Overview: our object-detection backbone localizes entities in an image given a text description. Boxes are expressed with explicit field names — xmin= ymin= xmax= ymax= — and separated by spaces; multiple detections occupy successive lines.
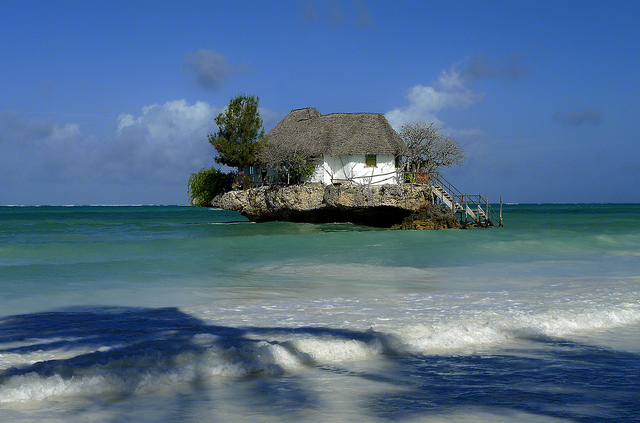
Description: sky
xmin=1 ymin=0 xmax=639 ymax=205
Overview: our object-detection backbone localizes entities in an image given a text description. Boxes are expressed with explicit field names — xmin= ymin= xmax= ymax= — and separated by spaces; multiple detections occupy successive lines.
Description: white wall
xmin=311 ymin=154 xmax=399 ymax=186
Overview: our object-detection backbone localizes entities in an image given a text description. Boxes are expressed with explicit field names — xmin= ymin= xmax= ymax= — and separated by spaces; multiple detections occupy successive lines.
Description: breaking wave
xmin=1 ymin=300 xmax=638 ymax=403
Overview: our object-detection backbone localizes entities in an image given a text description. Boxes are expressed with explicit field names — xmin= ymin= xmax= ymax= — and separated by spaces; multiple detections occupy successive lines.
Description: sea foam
xmin=2 ymin=300 xmax=638 ymax=403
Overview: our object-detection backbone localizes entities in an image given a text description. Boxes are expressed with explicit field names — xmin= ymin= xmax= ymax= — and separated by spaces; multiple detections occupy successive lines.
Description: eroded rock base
xmin=212 ymin=183 xmax=459 ymax=229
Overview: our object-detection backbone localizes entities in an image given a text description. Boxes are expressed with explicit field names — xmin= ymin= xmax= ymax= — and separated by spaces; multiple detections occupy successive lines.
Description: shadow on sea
xmin=1 ymin=306 xmax=639 ymax=422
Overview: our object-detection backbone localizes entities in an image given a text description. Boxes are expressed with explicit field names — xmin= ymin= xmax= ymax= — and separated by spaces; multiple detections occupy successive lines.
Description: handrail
xmin=330 ymin=169 xmax=402 ymax=186
xmin=247 ymin=169 xmax=403 ymax=188
xmin=410 ymin=171 xmax=500 ymax=227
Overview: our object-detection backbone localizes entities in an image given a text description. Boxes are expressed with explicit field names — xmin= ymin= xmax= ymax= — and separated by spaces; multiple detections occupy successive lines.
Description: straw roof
xmin=262 ymin=107 xmax=405 ymax=157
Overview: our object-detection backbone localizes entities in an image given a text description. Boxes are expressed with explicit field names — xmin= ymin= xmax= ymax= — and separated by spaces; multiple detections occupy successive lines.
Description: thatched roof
xmin=262 ymin=107 xmax=405 ymax=157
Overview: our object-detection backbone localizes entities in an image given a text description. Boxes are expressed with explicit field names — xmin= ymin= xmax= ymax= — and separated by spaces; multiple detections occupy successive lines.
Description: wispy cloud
xmin=464 ymin=51 xmax=529 ymax=82
xmin=329 ymin=0 xmax=346 ymax=25
xmin=385 ymin=52 xmax=529 ymax=128
xmin=552 ymin=107 xmax=604 ymax=126
xmin=302 ymin=0 xmax=374 ymax=28
xmin=183 ymin=49 xmax=240 ymax=90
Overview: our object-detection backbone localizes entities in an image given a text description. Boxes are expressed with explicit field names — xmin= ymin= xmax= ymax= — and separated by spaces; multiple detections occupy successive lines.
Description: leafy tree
xmin=259 ymin=145 xmax=316 ymax=185
xmin=398 ymin=121 xmax=465 ymax=173
xmin=286 ymin=160 xmax=316 ymax=184
xmin=188 ymin=166 xmax=234 ymax=206
xmin=208 ymin=94 xmax=265 ymax=169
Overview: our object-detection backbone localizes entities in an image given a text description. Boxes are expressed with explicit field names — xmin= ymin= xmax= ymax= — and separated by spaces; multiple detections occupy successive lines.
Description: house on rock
xmin=254 ymin=107 xmax=405 ymax=186
xmin=226 ymin=107 xmax=502 ymax=228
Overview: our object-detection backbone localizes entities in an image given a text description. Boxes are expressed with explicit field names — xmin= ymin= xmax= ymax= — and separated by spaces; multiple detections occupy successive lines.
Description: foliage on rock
xmin=188 ymin=166 xmax=234 ymax=206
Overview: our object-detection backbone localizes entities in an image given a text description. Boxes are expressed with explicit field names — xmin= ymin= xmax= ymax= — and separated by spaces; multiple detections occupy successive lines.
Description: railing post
xmin=464 ymin=195 xmax=467 ymax=225
xmin=485 ymin=197 xmax=489 ymax=226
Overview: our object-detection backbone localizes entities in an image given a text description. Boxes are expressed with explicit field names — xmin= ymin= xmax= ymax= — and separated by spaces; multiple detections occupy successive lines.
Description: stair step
xmin=427 ymin=176 xmax=498 ymax=228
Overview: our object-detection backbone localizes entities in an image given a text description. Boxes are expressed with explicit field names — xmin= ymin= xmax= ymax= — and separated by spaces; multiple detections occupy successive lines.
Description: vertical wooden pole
xmin=464 ymin=195 xmax=468 ymax=226
xmin=485 ymin=197 xmax=489 ymax=227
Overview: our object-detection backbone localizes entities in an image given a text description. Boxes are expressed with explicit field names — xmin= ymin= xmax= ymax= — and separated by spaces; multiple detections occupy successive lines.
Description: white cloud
xmin=1 ymin=100 xmax=220 ymax=195
xmin=117 ymin=99 xmax=216 ymax=141
xmin=1 ymin=100 xmax=286 ymax=204
xmin=109 ymin=99 xmax=219 ymax=182
xmin=386 ymin=52 xmax=529 ymax=129
xmin=47 ymin=123 xmax=82 ymax=142
xmin=385 ymin=67 xmax=484 ymax=128
xmin=432 ymin=68 xmax=468 ymax=92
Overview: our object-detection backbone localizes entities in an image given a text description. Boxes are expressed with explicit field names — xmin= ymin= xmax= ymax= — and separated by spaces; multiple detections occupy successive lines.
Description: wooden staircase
xmin=427 ymin=172 xmax=502 ymax=227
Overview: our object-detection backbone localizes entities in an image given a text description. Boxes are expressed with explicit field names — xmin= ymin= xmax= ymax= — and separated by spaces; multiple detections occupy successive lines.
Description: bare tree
xmin=398 ymin=121 xmax=465 ymax=173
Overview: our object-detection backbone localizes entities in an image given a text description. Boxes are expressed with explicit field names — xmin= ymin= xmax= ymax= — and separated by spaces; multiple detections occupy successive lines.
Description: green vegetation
xmin=286 ymin=159 xmax=316 ymax=184
xmin=189 ymin=94 xmax=265 ymax=204
xmin=208 ymin=94 xmax=265 ymax=169
xmin=188 ymin=167 xmax=234 ymax=206
xmin=259 ymin=142 xmax=317 ymax=185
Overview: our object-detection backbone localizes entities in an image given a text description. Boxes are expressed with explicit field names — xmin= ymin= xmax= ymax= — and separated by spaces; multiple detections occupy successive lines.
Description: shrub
xmin=188 ymin=167 xmax=234 ymax=206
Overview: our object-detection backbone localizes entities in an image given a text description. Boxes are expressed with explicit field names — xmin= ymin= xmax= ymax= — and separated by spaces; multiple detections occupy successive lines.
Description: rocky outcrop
xmin=212 ymin=183 xmax=460 ymax=229
xmin=391 ymin=204 xmax=461 ymax=230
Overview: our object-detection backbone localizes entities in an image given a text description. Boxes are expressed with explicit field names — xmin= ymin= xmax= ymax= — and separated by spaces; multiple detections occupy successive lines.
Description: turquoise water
xmin=1 ymin=204 xmax=639 ymax=422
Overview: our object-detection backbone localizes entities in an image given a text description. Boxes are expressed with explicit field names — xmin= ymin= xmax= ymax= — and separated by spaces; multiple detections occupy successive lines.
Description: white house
xmin=259 ymin=107 xmax=405 ymax=186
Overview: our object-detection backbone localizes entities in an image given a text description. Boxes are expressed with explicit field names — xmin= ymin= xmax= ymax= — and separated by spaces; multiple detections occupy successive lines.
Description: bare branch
xmin=397 ymin=121 xmax=465 ymax=173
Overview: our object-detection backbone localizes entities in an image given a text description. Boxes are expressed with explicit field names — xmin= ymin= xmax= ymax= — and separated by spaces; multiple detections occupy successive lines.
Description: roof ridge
xmin=323 ymin=111 xmax=384 ymax=116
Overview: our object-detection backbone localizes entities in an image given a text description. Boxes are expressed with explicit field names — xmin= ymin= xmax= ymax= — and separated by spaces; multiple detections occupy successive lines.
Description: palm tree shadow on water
xmin=0 ymin=306 xmax=639 ymax=422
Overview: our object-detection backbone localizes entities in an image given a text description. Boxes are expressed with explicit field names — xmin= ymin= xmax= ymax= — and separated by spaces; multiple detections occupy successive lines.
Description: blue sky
xmin=1 ymin=0 xmax=639 ymax=205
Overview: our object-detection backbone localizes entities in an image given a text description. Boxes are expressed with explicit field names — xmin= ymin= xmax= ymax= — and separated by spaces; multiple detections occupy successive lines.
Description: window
xmin=365 ymin=154 xmax=377 ymax=168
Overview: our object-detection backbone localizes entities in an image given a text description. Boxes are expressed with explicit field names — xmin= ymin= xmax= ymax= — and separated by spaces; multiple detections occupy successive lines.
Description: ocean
xmin=0 ymin=204 xmax=639 ymax=422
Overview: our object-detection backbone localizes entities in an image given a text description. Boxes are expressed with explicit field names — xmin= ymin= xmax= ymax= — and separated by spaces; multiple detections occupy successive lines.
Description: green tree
xmin=188 ymin=166 xmax=234 ymax=206
xmin=208 ymin=94 xmax=265 ymax=169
